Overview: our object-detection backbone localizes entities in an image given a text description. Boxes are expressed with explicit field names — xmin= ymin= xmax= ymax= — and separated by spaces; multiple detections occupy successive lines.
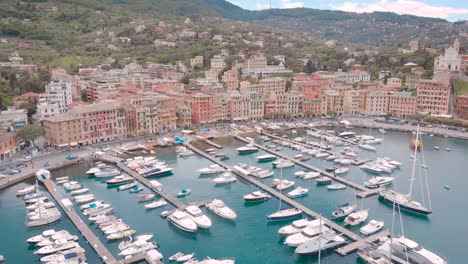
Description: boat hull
xmin=378 ymin=194 xmax=431 ymax=215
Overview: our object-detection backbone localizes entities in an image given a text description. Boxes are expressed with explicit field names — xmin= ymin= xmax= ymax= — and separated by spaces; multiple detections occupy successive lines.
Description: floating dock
xmin=185 ymin=144 xmax=362 ymax=241
xmin=336 ymin=230 xmax=391 ymax=255
xmin=96 ymin=157 xmax=185 ymax=209
xmin=200 ymin=138 xmax=223 ymax=149
xmin=234 ymin=135 xmax=381 ymax=198
xmin=42 ymin=179 xmax=118 ymax=264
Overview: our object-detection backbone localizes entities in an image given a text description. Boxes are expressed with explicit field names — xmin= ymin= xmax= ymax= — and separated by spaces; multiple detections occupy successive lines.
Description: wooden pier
xmin=97 ymin=157 xmax=185 ymax=209
xmin=200 ymin=138 xmax=223 ymax=149
xmin=336 ymin=230 xmax=391 ymax=255
xmin=235 ymin=135 xmax=381 ymax=198
xmin=185 ymin=144 xmax=362 ymax=241
xmin=260 ymin=131 xmax=369 ymax=166
xmin=309 ymin=128 xmax=358 ymax=146
xmin=42 ymin=180 xmax=118 ymax=264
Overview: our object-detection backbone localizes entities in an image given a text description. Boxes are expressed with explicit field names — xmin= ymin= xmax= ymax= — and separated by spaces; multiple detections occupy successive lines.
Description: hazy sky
xmin=227 ymin=0 xmax=468 ymax=21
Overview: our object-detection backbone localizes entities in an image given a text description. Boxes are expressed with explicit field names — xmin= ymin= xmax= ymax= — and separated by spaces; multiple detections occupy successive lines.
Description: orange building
xmin=186 ymin=92 xmax=213 ymax=125
xmin=389 ymin=92 xmax=417 ymax=117
xmin=0 ymin=132 xmax=20 ymax=160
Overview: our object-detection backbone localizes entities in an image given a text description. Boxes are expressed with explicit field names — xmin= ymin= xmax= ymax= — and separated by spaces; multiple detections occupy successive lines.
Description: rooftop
xmin=43 ymin=113 xmax=80 ymax=122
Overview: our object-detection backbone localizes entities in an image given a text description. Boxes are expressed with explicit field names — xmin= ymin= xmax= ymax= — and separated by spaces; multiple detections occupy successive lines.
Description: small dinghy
xmin=137 ymin=194 xmax=156 ymax=202
xmin=168 ymin=252 xmax=184 ymax=262
xmin=177 ymin=189 xmax=191 ymax=197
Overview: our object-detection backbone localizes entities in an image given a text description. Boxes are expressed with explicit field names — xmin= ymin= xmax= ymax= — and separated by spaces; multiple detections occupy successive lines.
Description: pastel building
xmin=222 ymin=69 xmax=239 ymax=90
xmin=343 ymin=90 xmax=360 ymax=115
xmin=69 ymin=101 xmax=128 ymax=144
xmin=0 ymin=132 xmax=20 ymax=160
xmin=186 ymin=92 xmax=213 ymax=125
xmin=365 ymin=90 xmax=389 ymax=115
xmin=389 ymin=92 xmax=417 ymax=117
xmin=417 ymin=73 xmax=451 ymax=114
xmin=259 ymin=77 xmax=286 ymax=94
xmin=0 ymin=107 xmax=28 ymax=130
xmin=455 ymin=93 xmax=468 ymax=120
xmin=43 ymin=113 xmax=82 ymax=147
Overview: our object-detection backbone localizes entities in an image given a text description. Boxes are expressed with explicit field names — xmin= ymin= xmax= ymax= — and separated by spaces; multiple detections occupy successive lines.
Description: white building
xmin=210 ymin=55 xmax=225 ymax=70
xmin=37 ymin=80 xmax=73 ymax=119
xmin=0 ymin=106 xmax=28 ymax=130
xmin=434 ymin=39 xmax=462 ymax=72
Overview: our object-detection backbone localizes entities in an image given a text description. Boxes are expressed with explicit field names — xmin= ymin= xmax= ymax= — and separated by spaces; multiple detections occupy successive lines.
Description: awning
xmin=58 ymin=143 xmax=69 ymax=148
xmin=70 ymin=142 xmax=78 ymax=147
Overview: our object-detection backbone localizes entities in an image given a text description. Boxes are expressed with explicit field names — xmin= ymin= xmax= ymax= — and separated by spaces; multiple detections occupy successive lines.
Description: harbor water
xmin=0 ymin=128 xmax=466 ymax=263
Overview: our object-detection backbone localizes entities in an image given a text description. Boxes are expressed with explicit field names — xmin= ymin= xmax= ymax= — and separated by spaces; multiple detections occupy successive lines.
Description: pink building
xmin=417 ymin=75 xmax=451 ymax=115
xmin=229 ymin=92 xmax=250 ymax=121
xmin=389 ymin=92 xmax=417 ymax=117
xmin=69 ymin=101 xmax=128 ymax=144
xmin=455 ymin=93 xmax=468 ymax=120
xmin=223 ymin=69 xmax=239 ymax=90
xmin=186 ymin=92 xmax=213 ymax=125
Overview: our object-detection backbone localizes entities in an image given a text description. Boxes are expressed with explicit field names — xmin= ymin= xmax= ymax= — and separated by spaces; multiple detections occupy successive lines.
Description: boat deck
xmin=42 ymin=179 xmax=118 ymax=264
xmin=336 ymin=230 xmax=391 ymax=255
xmin=235 ymin=135 xmax=379 ymax=198
xmin=309 ymin=128 xmax=358 ymax=146
xmin=97 ymin=157 xmax=185 ymax=209
xmin=159 ymin=199 xmax=214 ymax=218
xmin=185 ymin=144 xmax=362 ymax=242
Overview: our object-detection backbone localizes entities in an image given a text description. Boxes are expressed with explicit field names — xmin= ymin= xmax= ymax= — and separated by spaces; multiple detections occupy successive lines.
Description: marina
xmin=0 ymin=127 xmax=466 ymax=263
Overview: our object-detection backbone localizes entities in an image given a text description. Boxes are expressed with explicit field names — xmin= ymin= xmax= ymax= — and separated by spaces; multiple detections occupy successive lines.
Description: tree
xmin=18 ymin=124 xmax=45 ymax=147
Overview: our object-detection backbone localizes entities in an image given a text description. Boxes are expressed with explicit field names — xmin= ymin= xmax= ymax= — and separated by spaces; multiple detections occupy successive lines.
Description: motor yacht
xmin=376 ymin=236 xmax=447 ymax=264
xmin=272 ymin=179 xmax=295 ymax=190
xmin=287 ymin=187 xmax=309 ymax=199
xmin=284 ymin=220 xmax=328 ymax=247
xmin=118 ymin=182 xmax=137 ymax=191
xmin=177 ymin=189 xmax=191 ymax=197
xmin=277 ymin=219 xmax=310 ymax=236
xmin=364 ymin=177 xmax=394 ymax=189
xmin=27 ymin=229 xmax=56 ymax=244
xmin=70 ymin=188 xmax=89 ymax=195
xmin=16 ymin=185 xmax=36 ymax=196
xmin=137 ymin=194 xmax=156 ymax=202
xmin=205 ymin=199 xmax=237 ymax=220
xmin=243 ymin=191 xmax=271 ymax=202
xmin=198 ymin=165 xmax=225 ymax=176
xmin=95 ymin=168 xmax=121 ymax=178
xmin=360 ymin=220 xmax=384 ymax=236
xmin=119 ymin=240 xmax=157 ymax=256
xmin=331 ymin=203 xmax=356 ymax=220
xmin=256 ymin=154 xmax=277 ymax=162
xmin=167 ymin=210 xmax=198 ymax=232
xmin=301 ymin=172 xmax=321 ymax=180
xmin=236 ymin=144 xmax=259 ymax=154
xmin=361 ymin=164 xmax=383 ymax=174
xmin=344 ymin=209 xmax=369 ymax=226
xmin=273 ymin=159 xmax=295 ymax=169
xmin=334 ymin=167 xmax=349 ymax=175
xmin=106 ymin=175 xmax=134 ymax=186
xmin=327 ymin=183 xmax=347 ymax=190
xmin=185 ymin=205 xmax=212 ymax=228
xmin=295 ymin=232 xmax=346 ymax=255
xmin=106 ymin=229 xmax=136 ymax=240
xmin=251 ymin=169 xmax=274 ymax=179
xmin=34 ymin=239 xmax=78 ymax=255
xmin=145 ymin=199 xmax=168 ymax=209
xmin=213 ymin=171 xmax=237 ymax=184
xmin=316 ymin=177 xmax=332 ymax=185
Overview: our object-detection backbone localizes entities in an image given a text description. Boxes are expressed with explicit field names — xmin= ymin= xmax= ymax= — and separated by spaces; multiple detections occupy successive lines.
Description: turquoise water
xmin=0 ymin=129 xmax=466 ymax=263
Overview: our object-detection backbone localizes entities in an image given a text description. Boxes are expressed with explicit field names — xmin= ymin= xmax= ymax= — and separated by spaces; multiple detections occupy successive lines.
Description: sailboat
xmin=267 ymin=166 xmax=302 ymax=221
xmin=25 ymin=179 xmax=61 ymax=227
xmin=379 ymin=124 xmax=432 ymax=215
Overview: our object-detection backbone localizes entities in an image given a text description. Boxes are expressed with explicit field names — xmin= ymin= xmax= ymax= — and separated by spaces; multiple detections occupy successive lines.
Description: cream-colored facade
xmin=43 ymin=113 xmax=81 ymax=146
xmin=365 ymin=90 xmax=389 ymax=115
xmin=343 ymin=90 xmax=360 ymax=115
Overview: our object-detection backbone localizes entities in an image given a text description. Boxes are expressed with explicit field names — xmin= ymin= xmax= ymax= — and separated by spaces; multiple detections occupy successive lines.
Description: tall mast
xmin=278 ymin=166 xmax=283 ymax=211
xmin=408 ymin=124 xmax=420 ymax=199
xmin=318 ymin=214 xmax=322 ymax=264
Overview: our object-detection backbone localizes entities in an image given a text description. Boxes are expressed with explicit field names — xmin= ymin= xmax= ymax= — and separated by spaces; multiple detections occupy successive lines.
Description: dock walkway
xmin=0 ymin=160 xmax=80 ymax=191
xmin=97 ymin=156 xmax=185 ymax=209
xmin=185 ymin=144 xmax=362 ymax=241
xmin=43 ymin=180 xmax=118 ymax=264
xmin=336 ymin=230 xmax=391 ymax=255
xmin=235 ymin=135 xmax=381 ymax=198
xmin=200 ymin=138 xmax=223 ymax=149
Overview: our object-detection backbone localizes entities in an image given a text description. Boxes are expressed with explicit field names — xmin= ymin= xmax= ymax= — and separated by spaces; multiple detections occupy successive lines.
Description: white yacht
xmin=277 ymin=219 xmax=310 ymax=236
xmin=284 ymin=220 xmax=329 ymax=247
xmin=377 ymin=236 xmax=447 ymax=264
xmin=327 ymin=183 xmax=347 ymax=190
xmin=27 ymin=229 xmax=56 ymax=244
xmin=344 ymin=209 xmax=369 ymax=226
xmin=34 ymin=239 xmax=78 ymax=255
xmin=287 ymin=187 xmax=309 ymax=199
xmin=360 ymin=220 xmax=384 ymax=236
xmin=167 ymin=210 xmax=198 ymax=232
xmin=273 ymin=159 xmax=295 ymax=169
xmin=331 ymin=203 xmax=356 ymax=220
xmin=364 ymin=176 xmax=394 ymax=188
xmin=236 ymin=144 xmax=259 ymax=154
xmin=185 ymin=205 xmax=212 ymax=228
xmin=95 ymin=168 xmax=121 ymax=178
xmin=119 ymin=240 xmax=157 ymax=256
xmin=256 ymin=154 xmax=277 ymax=162
xmin=213 ymin=171 xmax=237 ymax=184
xmin=106 ymin=229 xmax=136 ymax=240
xmin=334 ymin=167 xmax=349 ymax=174
xmin=243 ymin=191 xmax=271 ymax=202
xmin=295 ymin=231 xmax=346 ymax=255
xmin=272 ymin=179 xmax=295 ymax=190
xmin=145 ymin=199 xmax=168 ymax=209
xmin=301 ymin=172 xmax=321 ymax=180
xmin=267 ymin=208 xmax=302 ymax=221
xmin=205 ymin=199 xmax=237 ymax=220
xmin=359 ymin=144 xmax=377 ymax=151
xmin=86 ymin=167 xmax=101 ymax=175
xmin=198 ymin=165 xmax=225 ymax=176
xmin=16 ymin=185 xmax=36 ymax=196
xmin=251 ymin=169 xmax=274 ymax=179
xmin=39 ymin=247 xmax=85 ymax=262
